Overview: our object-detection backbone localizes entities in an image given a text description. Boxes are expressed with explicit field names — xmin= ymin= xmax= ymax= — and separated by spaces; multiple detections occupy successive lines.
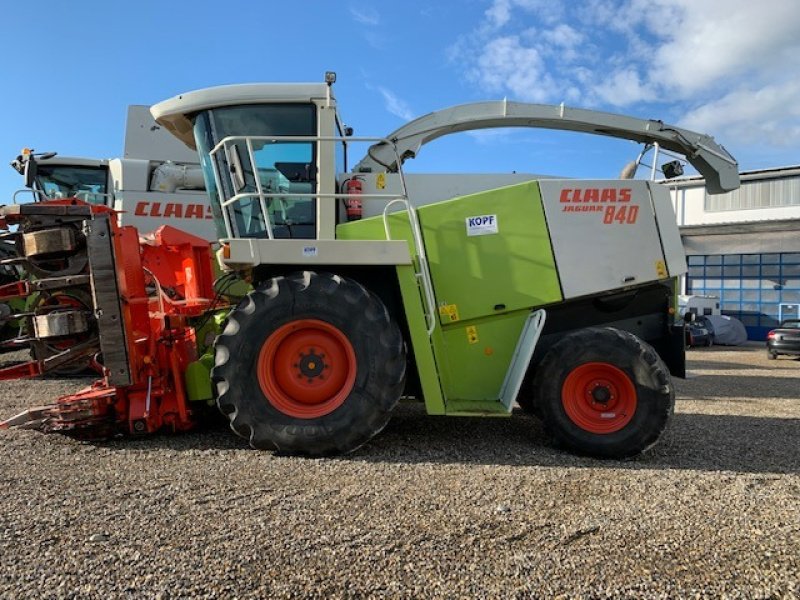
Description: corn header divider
xmin=0 ymin=200 xmax=217 ymax=438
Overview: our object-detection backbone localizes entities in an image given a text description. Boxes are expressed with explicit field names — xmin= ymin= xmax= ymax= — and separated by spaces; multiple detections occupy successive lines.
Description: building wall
xmin=684 ymin=250 xmax=800 ymax=340
xmin=669 ymin=168 xmax=800 ymax=226
xmin=670 ymin=166 xmax=800 ymax=340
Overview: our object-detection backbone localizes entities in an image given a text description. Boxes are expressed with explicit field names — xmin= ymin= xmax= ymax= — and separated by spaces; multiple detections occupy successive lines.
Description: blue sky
xmin=1 ymin=0 xmax=798 ymax=199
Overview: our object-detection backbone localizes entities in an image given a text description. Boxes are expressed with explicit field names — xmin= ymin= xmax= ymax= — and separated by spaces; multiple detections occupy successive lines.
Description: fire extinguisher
xmin=344 ymin=176 xmax=364 ymax=221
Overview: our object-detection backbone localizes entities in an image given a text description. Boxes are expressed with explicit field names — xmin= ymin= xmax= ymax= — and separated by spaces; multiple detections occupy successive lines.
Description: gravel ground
xmin=0 ymin=343 xmax=797 ymax=599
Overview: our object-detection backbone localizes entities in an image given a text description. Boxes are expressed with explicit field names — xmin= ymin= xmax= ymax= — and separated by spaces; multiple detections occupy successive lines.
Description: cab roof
xmin=150 ymin=83 xmax=332 ymax=149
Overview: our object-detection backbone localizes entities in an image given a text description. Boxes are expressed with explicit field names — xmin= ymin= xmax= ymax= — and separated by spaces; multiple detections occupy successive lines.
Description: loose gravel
xmin=0 ymin=344 xmax=797 ymax=599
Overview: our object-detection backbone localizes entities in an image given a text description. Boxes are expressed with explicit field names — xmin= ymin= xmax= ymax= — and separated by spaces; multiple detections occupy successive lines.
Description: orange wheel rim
xmin=561 ymin=362 xmax=637 ymax=434
xmin=257 ymin=319 xmax=356 ymax=419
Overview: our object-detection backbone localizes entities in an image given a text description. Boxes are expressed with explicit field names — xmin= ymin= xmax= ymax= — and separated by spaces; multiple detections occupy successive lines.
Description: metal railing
xmin=11 ymin=189 xmax=113 ymax=206
xmin=208 ymin=134 xmax=438 ymax=335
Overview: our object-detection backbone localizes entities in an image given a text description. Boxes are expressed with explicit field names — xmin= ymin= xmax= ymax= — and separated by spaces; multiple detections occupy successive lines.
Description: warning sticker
xmin=438 ymin=304 xmax=460 ymax=322
xmin=655 ymin=260 xmax=667 ymax=278
xmin=466 ymin=325 xmax=479 ymax=344
xmin=465 ymin=214 xmax=498 ymax=237
xmin=376 ymin=172 xmax=386 ymax=190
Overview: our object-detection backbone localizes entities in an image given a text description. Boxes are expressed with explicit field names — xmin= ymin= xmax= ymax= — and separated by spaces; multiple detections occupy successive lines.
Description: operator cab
xmin=12 ymin=152 xmax=111 ymax=205
xmin=152 ymin=81 xmax=347 ymax=241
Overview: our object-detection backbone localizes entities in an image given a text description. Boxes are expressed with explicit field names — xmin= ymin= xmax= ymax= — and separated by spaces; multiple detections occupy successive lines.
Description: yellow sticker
xmin=466 ymin=325 xmax=479 ymax=344
xmin=376 ymin=172 xmax=386 ymax=190
xmin=655 ymin=260 xmax=668 ymax=278
xmin=438 ymin=304 xmax=460 ymax=322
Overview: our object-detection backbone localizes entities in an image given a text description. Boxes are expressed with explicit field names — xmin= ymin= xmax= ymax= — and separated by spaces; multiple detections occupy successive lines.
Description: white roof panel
xmin=150 ymin=83 xmax=331 ymax=149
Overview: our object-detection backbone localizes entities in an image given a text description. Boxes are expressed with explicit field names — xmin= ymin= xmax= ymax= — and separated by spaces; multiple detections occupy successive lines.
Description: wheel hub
xmin=561 ymin=362 xmax=637 ymax=434
xmin=590 ymin=384 xmax=612 ymax=404
xmin=257 ymin=319 xmax=357 ymax=419
xmin=296 ymin=349 xmax=327 ymax=380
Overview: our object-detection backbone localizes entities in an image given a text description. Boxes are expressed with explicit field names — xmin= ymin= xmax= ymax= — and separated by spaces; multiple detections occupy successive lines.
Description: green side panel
xmin=336 ymin=181 xmax=562 ymax=416
xmin=338 ymin=221 xmax=447 ymax=414
xmin=435 ymin=310 xmax=529 ymax=405
xmin=185 ymin=353 xmax=214 ymax=404
xmin=336 ymin=211 xmax=413 ymax=246
xmin=417 ymin=181 xmax=563 ymax=323
xmin=395 ymin=265 xmax=446 ymax=415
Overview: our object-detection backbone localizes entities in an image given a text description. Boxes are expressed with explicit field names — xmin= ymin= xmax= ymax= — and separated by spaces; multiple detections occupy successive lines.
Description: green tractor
xmin=1 ymin=77 xmax=738 ymax=459
xmin=148 ymin=77 xmax=738 ymax=458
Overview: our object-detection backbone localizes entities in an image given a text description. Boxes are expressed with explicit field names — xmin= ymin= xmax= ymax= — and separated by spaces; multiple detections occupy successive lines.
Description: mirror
xmin=228 ymin=144 xmax=246 ymax=192
xmin=23 ymin=156 xmax=38 ymax=188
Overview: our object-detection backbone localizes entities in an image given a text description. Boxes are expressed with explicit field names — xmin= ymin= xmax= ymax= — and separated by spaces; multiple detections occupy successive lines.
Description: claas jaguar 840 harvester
xmin=0 ymin=77 xmax=739 ymax=458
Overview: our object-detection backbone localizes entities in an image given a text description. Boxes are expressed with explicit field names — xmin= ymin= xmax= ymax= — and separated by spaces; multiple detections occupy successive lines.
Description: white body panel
xmin=124 ymin=105 xmax=202 ymax=164
xmin=341 ymin=172 xmax=550 ymax=219
xmin=114 ymin=190 xmax=217 ymax=240
xmin=224 ymin=238 xmax=411 ymax=268
xmin=539 ymin=180 xmax=686 ymax=299
xmin=649 ymin=182 xmax=688 ymax=278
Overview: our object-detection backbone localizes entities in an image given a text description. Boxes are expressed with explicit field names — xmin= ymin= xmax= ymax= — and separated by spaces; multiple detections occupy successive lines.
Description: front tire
xmin=213 ymin=271 xmax=406 ymax=455
xmin=531 ymin=327 xmax=674 ymax=458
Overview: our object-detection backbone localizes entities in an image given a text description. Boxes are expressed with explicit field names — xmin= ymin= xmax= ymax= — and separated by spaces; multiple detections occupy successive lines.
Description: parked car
xmin=766 ymin=319 xmax=800 ymax=359
xmin=696 ymin=314 xmax=747 ymax=346
xmin=683 ymin=320 xmax=713 ymax=348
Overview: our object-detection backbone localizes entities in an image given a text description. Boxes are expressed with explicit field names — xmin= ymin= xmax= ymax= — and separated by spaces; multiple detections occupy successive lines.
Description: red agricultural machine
xmin=0 ymin=198 xmax=218 ymax=438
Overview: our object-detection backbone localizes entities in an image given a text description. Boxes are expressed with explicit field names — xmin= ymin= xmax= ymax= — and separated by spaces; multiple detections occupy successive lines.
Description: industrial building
xmin=668 ymin=165 xmax=800 ymax=339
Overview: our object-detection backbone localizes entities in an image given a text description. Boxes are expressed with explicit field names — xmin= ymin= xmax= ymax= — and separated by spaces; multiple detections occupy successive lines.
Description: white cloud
xmin=680 ymin=80 xmax=800 ymax=148
xmin=447 ymin=0 xmax=800 ymax=167
xmin=485 ymin=0 xmax=512 ymax=28
xmin=485 ymin=0 xmax=564 ymax=29
xmin=468 ymin=35 xmax=560 ymax=103
xmin=592 ymin=68 xmax=655 ymax=107
xmin=348 ymin=5 xmax=379 ymax=26
xmin=376 ymin=87 xmax=415 ymax=121
xmin=540 ymin=24 xmax=582 ymax=50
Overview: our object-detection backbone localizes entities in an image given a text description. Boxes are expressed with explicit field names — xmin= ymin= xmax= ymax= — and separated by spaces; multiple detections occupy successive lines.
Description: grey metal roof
xmin=665 ymin=164 xmax=800 ymax=188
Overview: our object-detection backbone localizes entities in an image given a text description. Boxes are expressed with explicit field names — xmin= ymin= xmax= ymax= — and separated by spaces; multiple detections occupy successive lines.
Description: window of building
xmin=685 ymin=252 xmax=800 ymax=337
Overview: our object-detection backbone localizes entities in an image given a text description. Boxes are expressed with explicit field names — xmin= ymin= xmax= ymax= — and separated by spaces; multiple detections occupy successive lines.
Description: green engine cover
xmin=417 ymin=180 xmax=562 ymax=323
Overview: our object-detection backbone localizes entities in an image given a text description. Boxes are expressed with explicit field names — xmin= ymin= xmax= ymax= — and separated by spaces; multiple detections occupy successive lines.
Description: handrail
xmin=12 ymin=189 xmax=49 ymax=204
xmin=209 ymin=133 xmax=437 ymax=337
xmin=382 ymin=198 xmax=437 ymax=336
xmin=74 ymin=191 xmax=115 ymax=206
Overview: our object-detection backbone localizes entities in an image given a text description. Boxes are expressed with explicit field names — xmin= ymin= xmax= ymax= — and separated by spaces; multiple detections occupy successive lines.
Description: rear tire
xmin=516 ymin=375 xmax=539 ymax=415
xmin=213 ymin=271 xmax=406 ymax=455
xmin=531 ymin=327 xmax=674 ymax=459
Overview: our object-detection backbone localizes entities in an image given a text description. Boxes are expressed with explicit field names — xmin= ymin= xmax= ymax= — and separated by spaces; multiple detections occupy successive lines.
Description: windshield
xmin=35 ymin=165 xmax=108 ymax=204
xmin=193 ymin=103 xmax=317 ymax=239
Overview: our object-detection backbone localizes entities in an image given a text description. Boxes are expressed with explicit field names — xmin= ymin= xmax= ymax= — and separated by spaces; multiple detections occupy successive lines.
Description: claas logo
xmin=134 ymin=201 xmax=213 ymax=220
xmin=559 ymin=188 xmax=632 ymax=203
xmin=558 ymin=188 xmax=639 ymax=224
